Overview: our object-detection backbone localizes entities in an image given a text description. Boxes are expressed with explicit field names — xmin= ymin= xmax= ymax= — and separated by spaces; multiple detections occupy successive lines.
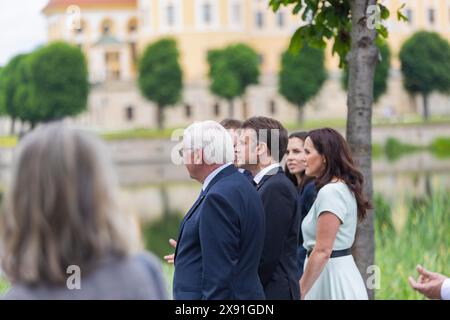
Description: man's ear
xmin=258 ymin=142 xmax=271 ymax=157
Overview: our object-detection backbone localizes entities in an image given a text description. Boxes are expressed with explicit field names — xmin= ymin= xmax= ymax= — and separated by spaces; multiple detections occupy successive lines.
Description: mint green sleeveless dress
xmin=301 ymin=182 xmax=369 ymax=300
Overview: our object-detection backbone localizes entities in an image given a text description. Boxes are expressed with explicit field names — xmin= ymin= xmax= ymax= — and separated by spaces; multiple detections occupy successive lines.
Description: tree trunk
xmin=422 ymin=93 xmax=429 ymax=121
xmin=157 ymin=104 xmax=164 ymax=130
xmin=10 ymin=117 xmax=16 ymax=135
xmin=228 ymin=99 xmax=234 ymax=118
xmin=347 ymin=0 xmax=379 ymax=300
xmin=297 ymin=106 xmax=304 ymax=125
xmin=160 ymin=185 xmax=170 ymax=217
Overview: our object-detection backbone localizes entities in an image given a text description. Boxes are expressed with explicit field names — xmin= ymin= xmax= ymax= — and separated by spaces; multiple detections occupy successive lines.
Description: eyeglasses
xmin=179 ymin=140 xmax=215 ymax=157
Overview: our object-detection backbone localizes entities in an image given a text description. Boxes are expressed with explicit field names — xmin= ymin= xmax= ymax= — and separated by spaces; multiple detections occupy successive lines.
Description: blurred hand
xmin=408 ymin=265 xmax=447 ymax=299
xmin=163 ymin=239 xmax=177 ymax=264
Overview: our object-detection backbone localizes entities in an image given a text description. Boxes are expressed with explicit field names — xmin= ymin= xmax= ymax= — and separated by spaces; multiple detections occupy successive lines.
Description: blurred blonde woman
xmin=0 ymin=124 xmax=167 ymax=299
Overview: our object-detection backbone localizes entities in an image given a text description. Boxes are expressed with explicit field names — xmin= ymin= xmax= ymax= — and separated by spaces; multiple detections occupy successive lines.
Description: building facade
xmin=33 ymin=0 xmax=450 ymax=131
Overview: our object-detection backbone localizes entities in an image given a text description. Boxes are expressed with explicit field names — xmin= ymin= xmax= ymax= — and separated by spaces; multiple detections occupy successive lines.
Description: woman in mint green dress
xmin=300 ymin=128 xmax=371 ymax=300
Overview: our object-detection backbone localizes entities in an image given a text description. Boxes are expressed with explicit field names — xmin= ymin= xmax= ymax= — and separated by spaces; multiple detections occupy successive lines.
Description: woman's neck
xmin=295 ymin=173 xmax=303 ymax=186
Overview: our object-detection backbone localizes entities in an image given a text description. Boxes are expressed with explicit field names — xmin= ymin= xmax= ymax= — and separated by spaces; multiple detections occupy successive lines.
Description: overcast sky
xmin=0 ymin=0 xmax=48 ymax=66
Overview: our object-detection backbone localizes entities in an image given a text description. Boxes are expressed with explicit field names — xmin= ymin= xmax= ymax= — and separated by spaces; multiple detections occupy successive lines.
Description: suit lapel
xmin=174 ymin=165 xmax=237 ymax=259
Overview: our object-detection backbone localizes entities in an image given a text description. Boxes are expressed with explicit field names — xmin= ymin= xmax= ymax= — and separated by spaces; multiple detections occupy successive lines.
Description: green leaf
xmin=293 ymin=3 xmax=303 ymax=15
xmin=379 ymin=4 xmax=390 ymax=20
xmin=377 ymin=24 xmax=389 ymax=39
xmin=397 ymin=3 xmax=408 ymax=22
xmin=289 ymin=27 xmax=306 ymax=54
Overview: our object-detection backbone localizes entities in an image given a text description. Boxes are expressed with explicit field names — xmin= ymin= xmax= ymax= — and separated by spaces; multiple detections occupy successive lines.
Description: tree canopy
xmin=400 ymin=31 xmax=450 ymax=120
xmin=207 ymin=43 xmax=260 ymax=117
xmin=279 ymin=44 xmax=327 ymax=123
xmin=0 ymin=42 xmax=89 ymax=130
xmin=138 ymin=38 xmax=183 ymax=129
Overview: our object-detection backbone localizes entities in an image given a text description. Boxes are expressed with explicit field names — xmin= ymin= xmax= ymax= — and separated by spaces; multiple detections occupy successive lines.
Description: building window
xmin=101 ymin=19 xmax=113 ymax=35
xmin=125 ymin=106 xmax=134 ymax=121
xmin=202 ymin=2 xmax=212 ymax=24
xmin=255 ymin=11 xmax=264 ymax=29
xmin=128 ymin=18 xmax=138 ymax=33
xmin=428 ymin=8 xmax=435 ymax=24
xmin=277 ymin=11 xmax=285 ymax=28
xmin=167 ymin=4 xmax=175 ymax=26
xmin=405 ymin=8 xmax=413 ymax=24
xmin=270 ymin=100 xmax=276 ymax=115
xmin=214 ymin=103 xmax=220 ymax=116
xmin=231 ymin=2 xmax=241 ymax=25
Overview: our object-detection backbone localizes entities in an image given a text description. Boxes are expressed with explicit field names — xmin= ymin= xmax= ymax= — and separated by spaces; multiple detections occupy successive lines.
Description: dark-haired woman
xmin=299 ymin=128 xmax=370 ymax=300
xmin=285 ymin=132 xmax=316 ymax=280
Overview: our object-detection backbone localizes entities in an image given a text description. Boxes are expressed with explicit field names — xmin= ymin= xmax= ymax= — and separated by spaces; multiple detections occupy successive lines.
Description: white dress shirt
xmin=202 ymin=163 xmax=233 ymax=191
xmin=253 ymin=163 xmax=281 ymax=185
xmin=441 ymin=278 xmax=450 ymax=300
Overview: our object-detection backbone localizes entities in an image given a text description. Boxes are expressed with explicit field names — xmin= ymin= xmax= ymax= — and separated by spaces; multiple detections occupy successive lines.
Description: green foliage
xmin=1 ymin=43 xmax=89 ymax=128
xmin=279 ymin=44 xmax=327 ymax=121
xmin=207 ymin=44 xmax=259 ymax=116
xmin=400 ymin=32 xmax=450 ymax=97
xmin=376 ymin=190 xmax=450 ymax=299
xmin=141 ymin=213 xmax=183 ymax=260
xmin=0 ymin=277 xmax=10 ymax=295
xmin=374 ymin=193 xmax=395 ymax=244
xmin=342 ymin=43 xmax=391 ymax=102
xmin=371 ymin=143 xmax=383 ymax=159
xmin=0 ymin=54 xmax=28 ymax=122
xmin=138 ymin=38 xmax=182 ymax=128
xmin=430 ymin=137 xmax=450 ymax=158
xmin=269 ymin=0 xmax=400 ymax=67
xmin=26 ymin=42 xmax=89 ymax=123
xmin=384 ymin=137 xmax=422 ymax=162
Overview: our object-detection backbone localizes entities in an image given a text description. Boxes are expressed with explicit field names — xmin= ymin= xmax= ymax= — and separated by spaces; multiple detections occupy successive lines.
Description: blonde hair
xmin=0 ymin=123 xmax=141 ymax=285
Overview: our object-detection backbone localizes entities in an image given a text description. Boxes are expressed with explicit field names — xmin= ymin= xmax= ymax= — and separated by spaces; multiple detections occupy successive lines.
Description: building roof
xmin=94 ymin=34 xmax=123 ymax=47
xmin=43 ymin=0 xmax=137 ymax=14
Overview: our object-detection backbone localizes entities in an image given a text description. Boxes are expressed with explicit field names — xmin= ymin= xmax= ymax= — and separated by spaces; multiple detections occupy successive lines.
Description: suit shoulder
xmin=264 ymin=173 xmax=297 ymax=193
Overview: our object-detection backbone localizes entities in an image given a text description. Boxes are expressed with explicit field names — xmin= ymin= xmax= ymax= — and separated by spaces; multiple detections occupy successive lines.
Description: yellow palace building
xmin=41 ymin=0 xmax=450 ymax=130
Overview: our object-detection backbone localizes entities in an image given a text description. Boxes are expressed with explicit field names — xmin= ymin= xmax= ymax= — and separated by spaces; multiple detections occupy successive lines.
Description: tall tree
xmin=0 ymin=54 xmax=27 ymax=134
xmin=279 ymin=45 xmax=327 ymax=124
xmin=270 ymin=0 xmax=406 ymax=299
xmin=29 ymin=42 xmax=88 ymax=123
xmin=207 ymin=44 xmax=260 ymax=118
xmin=399 ymin=31 xmax=450 ymax=120
xmin=342 ymin=42 xmax=391 ymax=103
xmin=138 ymin=38 xmax=183 ymax=129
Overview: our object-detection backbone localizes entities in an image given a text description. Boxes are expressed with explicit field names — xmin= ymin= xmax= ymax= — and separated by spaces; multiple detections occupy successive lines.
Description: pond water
xmin=1 ymin=146 xmax=449 ymax=232
xmin=116 ymin=151 xmax=450 ymax=230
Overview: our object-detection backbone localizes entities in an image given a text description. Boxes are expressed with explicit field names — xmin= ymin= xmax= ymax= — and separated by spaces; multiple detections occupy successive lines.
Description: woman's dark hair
xmin=307 ymin=128 xmax=371 ymax=220
xmin=284 ymin=131 xmax=315 ymax=193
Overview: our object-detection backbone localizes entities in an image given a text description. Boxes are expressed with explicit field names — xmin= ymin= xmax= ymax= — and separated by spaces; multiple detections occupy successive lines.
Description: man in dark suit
xmin=236 ymin=116 xmax=300 ymax=300
xmin=172 ymin=120 xmax=266 ymax=300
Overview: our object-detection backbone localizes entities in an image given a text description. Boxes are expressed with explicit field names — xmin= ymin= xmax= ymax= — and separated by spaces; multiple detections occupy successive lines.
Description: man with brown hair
xmin=236 ymin=116 xmax=300 ymax=300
